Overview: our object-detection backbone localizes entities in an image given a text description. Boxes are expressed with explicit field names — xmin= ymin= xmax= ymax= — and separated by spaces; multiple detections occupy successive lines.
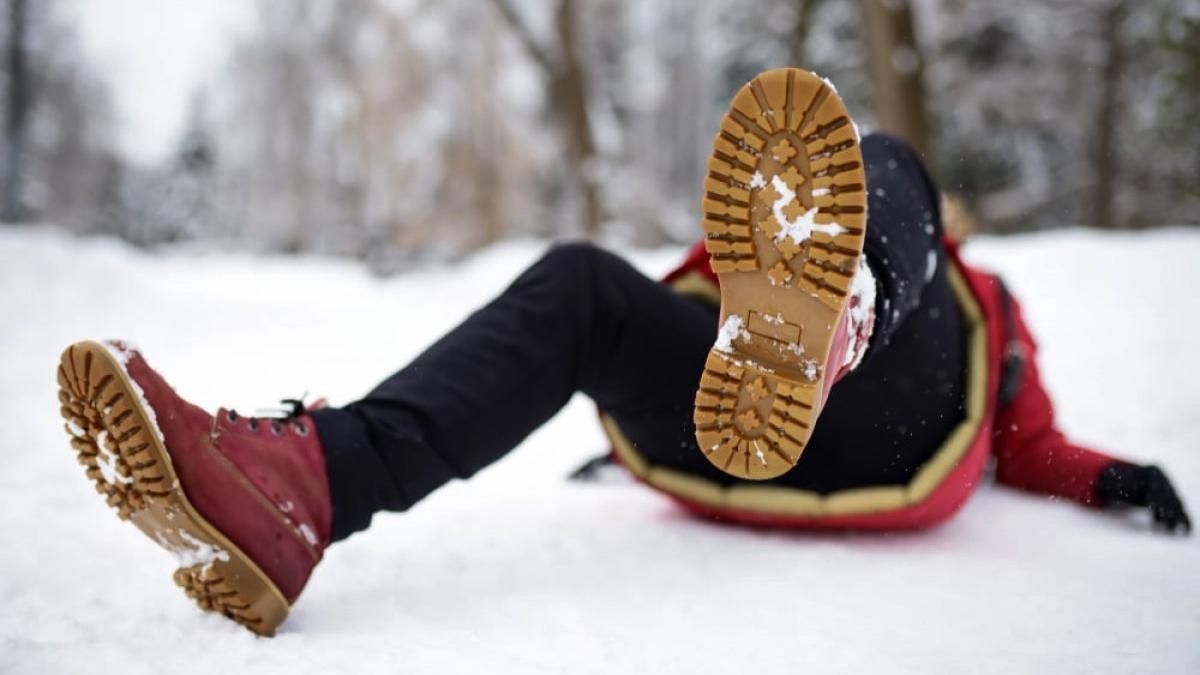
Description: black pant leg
xmin=312 ymin=242 xmax=719 ymax=540
xmin=858 ymin=133 xmax=947 ymax=359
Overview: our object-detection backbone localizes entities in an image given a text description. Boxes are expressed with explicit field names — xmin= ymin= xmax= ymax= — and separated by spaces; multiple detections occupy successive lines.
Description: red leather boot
xmin=692 ymin=67 xmax=876 ymax=480
xmin=56 ymin=340 xmax=332 ymax=636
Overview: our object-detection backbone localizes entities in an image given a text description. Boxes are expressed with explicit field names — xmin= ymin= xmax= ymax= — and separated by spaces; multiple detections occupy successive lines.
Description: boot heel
xmin=694 ymin=351 xmax=818 ymax=478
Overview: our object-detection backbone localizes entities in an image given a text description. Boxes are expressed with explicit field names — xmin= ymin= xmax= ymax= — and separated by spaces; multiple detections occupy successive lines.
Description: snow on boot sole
xmin=56 ymin=340 xmax=289 ymax=636
xmin=694 ymin=68 xmax=868 ymax=480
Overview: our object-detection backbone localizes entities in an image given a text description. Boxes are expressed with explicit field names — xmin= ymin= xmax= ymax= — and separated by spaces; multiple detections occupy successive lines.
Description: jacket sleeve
xmin=990 ymin=293 xmax=1117 ymax=506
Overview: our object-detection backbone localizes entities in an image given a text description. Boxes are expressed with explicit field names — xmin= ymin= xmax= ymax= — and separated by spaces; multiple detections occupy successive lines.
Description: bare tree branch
xmin=486 ymin=0 xmax=558 ymax=76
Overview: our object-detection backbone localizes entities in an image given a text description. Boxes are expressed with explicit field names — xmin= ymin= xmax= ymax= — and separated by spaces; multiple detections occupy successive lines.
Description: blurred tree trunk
xmin=788 ymin=0 xmax=823 ymax=67
xmin=489 ymin=0 xmax=602 ymax=239
xmin=2 ymin=0 xmax=28 ymax=222
xmin=858 ymin=0 xmax=930 ymax=160
xmin=553 ymin=0 xmax=601 ymax=239
xmin=1089 ymin=1 xmax=1128 ymax=229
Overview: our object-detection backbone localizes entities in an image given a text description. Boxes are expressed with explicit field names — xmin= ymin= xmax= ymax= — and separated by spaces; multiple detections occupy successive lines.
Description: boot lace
xmin=225 ymin=397 xmax=313 ymax=437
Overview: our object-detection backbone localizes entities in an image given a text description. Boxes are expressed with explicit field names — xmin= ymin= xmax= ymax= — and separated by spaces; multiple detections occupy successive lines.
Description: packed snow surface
xmin=2 ymin=227 xmax=1199 ymax=674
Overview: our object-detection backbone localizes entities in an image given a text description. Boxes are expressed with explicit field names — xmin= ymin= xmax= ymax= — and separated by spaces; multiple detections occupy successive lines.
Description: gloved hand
xmin=1096 ymin=462 xmax=1191 ymax=534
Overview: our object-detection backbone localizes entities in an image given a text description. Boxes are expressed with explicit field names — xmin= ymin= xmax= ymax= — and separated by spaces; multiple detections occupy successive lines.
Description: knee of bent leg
xmin=536 ymin=241 xmax=613 ymax=280
xmin=862 ymin=132 xmax=922 ymax=169
xmin=527 ymin=241 xmax=623 ymax=303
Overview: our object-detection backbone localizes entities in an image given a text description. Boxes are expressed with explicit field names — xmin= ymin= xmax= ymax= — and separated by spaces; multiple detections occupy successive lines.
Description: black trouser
xmin=312 ymin=134 xmax=966 ymax=541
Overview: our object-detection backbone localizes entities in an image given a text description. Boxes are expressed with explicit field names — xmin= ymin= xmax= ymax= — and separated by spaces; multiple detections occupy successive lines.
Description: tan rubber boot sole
xmin=693 ymin=68 xmax=867 ymax=480
xmin=56 ymin=341 xmax=289 ymax=636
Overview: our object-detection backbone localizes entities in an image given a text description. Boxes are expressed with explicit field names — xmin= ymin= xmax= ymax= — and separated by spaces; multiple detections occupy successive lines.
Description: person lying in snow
xmin=55 ymin=68 xmax=1189 ymax=636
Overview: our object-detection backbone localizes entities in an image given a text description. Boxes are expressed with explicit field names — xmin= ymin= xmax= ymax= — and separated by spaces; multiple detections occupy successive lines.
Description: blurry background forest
xmin=1 ymin=0 xmax=1197 ymax=268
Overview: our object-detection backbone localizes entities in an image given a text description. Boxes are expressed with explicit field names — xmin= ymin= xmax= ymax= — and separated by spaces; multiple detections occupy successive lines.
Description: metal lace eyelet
xmin=294 ymin=422 xmax=309 ymax=437
xmin=226 ymin=410 xmax=239 ymax=423
xmin=270 ymin=421 xmax=283 ymax=436
xmin=248 ymin=419 xmax=259 ymax=431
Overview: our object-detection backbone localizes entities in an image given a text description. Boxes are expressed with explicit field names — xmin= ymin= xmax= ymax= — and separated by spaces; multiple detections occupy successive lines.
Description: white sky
xmin=64 ymin=0 xmax=253 ymax=165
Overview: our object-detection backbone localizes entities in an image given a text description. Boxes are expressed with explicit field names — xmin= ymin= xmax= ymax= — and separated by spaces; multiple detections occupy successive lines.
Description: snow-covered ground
xmin=1 ymin=227 xmax=1198 ymax=674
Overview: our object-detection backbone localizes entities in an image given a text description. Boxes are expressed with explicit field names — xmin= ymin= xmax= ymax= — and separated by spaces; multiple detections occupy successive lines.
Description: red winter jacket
xmin=606 ymin=239 xmax=1117 ymax=530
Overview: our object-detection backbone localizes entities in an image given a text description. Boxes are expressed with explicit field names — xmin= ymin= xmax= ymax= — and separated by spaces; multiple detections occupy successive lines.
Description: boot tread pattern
xmin=694 ymin=69 xmax=868 ymax=480
xmin=58 ymin=344 xmax=169 ymax=518
xmin=703 ymin=68 xmax=866 ymax=306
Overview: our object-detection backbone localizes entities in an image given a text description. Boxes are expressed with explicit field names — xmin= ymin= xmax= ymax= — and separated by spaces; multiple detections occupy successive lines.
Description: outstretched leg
xmin=51 ymin=243 xmax=724 ymax=635
xmin=312 ymin=243 xmax=719 ymax=540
